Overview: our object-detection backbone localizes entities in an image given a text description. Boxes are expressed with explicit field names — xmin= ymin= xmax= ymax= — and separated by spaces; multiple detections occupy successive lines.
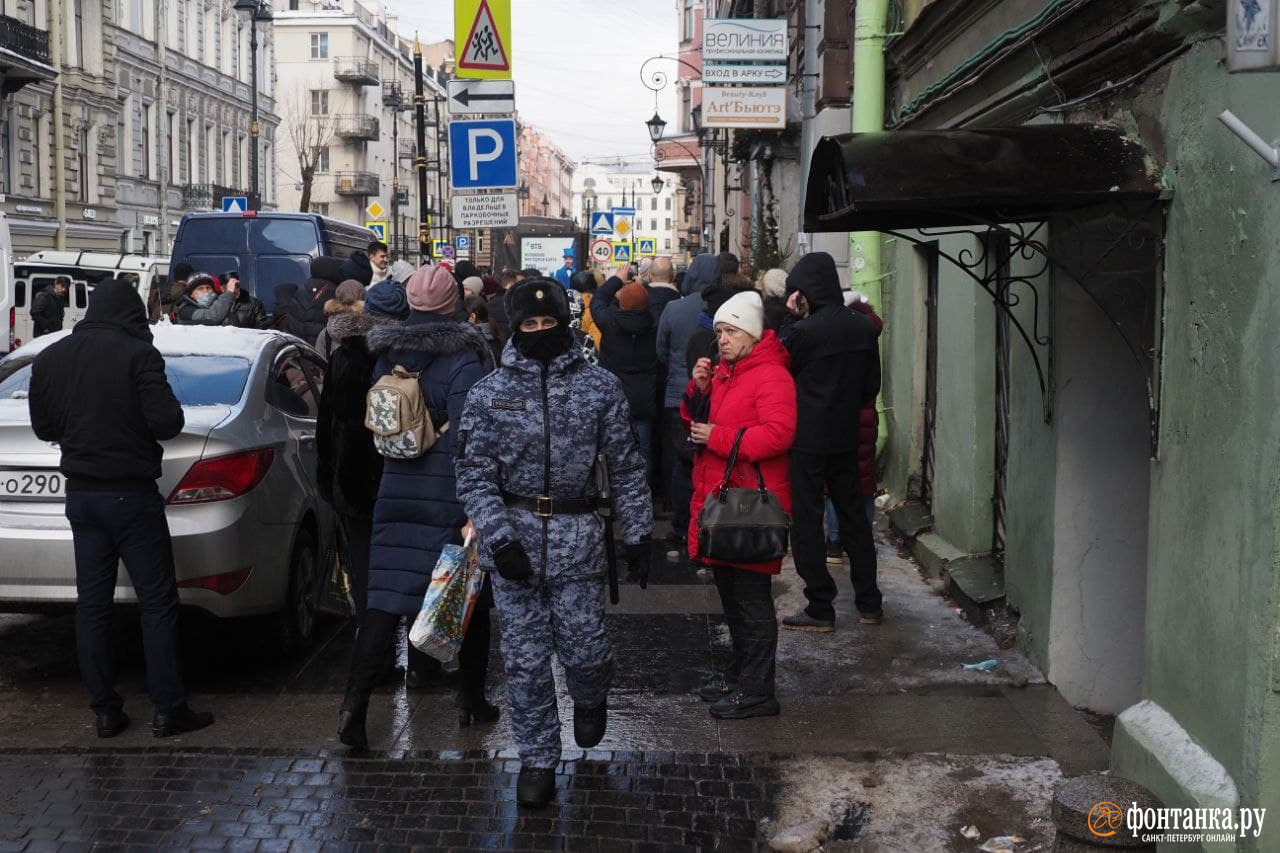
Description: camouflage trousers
xmin=492 ymin=574 xmax=614 ymax=769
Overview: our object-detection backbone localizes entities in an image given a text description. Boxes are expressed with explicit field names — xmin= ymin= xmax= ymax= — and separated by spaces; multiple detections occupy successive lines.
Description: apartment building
xmin=0 ymin=0 xmax=280 ymax=255
xmin=517 ymin=122 xmax=572 ymax=223
xmin=272 ymin=0 xmax=445 ymax=258
xmin=571 ymin=162 xmax=684 ymax=264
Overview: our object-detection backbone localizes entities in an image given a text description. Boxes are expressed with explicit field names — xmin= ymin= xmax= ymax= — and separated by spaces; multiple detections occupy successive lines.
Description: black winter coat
xmin=229 ymin=293 xmax=269 ymax=329
xmin=284 ymin=277 xmax=337 ymax=345
xmin=781 ymin=252 xmax=880 ymax=453
xmin=30 ymin=288 xmax=66 ymax=337
xmin=29 ymin=280 xmax=183 ymax=489
xmin=590 ymin=277 xmax=660 ymax=421
xmin=316 ymin=312 xmax=389 ymax=520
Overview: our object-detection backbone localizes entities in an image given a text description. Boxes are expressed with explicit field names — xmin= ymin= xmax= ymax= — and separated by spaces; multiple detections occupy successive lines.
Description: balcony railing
xmin=181 ymin=183 xmax=256 ymax=211
xmin=0 ymin=14 xmax=50 ymax=64
xmin=382 ymin=80 xmax=405 ymax=108
xmin=335 ymin=114 xmax=381 ymax=142
xmin=333 ymin=57 xmax=378 ymax=86
xmin=334 ymin=171 xmax=379 ymax=197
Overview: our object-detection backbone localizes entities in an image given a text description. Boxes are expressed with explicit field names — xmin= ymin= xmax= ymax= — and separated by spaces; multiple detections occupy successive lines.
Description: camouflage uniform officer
xmin=456 ymin=278 xmax=653 ymax=809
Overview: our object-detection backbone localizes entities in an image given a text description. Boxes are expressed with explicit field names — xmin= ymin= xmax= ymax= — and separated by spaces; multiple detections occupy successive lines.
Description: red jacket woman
xmin=680 ymin=290 xmax=796 ymax=720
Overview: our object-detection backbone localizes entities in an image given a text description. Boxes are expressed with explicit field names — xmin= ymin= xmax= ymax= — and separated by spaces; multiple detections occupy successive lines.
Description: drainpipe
xmin=157 ymin=0 xmax=170 ymax=252
xmin=851 ymin=0 xmax=890 ymax=456
xmin=797 ymin=0 xmax=819 ymax=252
xmin=50 ymin=0 xmax=67 ymax=249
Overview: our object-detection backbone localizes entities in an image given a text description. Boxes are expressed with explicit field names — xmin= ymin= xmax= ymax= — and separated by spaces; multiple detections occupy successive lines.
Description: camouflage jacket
xmin=456 ymin=339 xmax=653 ymax=582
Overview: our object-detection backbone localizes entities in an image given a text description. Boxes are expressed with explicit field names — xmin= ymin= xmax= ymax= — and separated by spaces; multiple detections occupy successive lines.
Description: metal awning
xmin=804 ymin=124 xmax=1163 ymax=232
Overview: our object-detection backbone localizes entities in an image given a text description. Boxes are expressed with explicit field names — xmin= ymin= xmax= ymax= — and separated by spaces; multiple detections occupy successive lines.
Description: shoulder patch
xmin=491 ymin=398 xmax=525 ymax=412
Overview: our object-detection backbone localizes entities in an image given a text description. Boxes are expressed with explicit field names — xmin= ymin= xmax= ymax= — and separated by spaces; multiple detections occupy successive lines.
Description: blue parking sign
xmin=449 ymin=119 xmax=518 ymax=190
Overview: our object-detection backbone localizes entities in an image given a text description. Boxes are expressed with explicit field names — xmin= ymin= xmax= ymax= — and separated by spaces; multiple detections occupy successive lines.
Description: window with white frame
xmin=316 ymin=146 xmax=330 ymax=173
xmin=310 ymin=33 xmax=329 ymax=59
xmin=186 ymin=118 xmax=196 ymax=183
xmin=309 ymin=90 xmax=329 ymax=115
xmin=140 ymin=103 xmax=153 ymax=180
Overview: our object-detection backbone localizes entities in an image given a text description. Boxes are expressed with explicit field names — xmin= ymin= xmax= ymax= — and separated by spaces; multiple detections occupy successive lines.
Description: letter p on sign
xmin=450 ymin=118 xmax=518 ymax=191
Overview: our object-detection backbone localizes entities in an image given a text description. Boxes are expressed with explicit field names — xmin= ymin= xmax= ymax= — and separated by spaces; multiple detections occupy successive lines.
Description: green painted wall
xmin=1108 ymin=42 xmax=1280 ymax=831
xmin=1001 ymin=249 xmax=1056 ymax=672
xmin=931 ymin=234 xmax=996 ymax=555
xmin=880 ymin=236 xmax=923 ymax=502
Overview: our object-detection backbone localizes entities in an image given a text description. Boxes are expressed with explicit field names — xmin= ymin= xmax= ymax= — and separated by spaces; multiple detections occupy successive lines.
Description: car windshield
xmin=0 ymin=355 xmax=252 ymax=406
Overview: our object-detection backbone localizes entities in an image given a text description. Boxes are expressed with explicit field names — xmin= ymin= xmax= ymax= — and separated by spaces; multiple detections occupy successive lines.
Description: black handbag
xmin=697 ymin=428 xmax=791 ymax=563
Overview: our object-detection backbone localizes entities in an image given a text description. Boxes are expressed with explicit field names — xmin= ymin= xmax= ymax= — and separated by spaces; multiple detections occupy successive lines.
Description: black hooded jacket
xmin=30 ymin=285 xmax=66 ymax=336
xmin=781 ymin=252 xmax=880 ymax=454
xmin=590 ymin=277 xmax=659 ymax=421
xmin=29 ymin=279 xmax=184 ymax=490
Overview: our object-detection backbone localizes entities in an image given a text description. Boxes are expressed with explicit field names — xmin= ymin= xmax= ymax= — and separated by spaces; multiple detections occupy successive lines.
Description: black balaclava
xmin=507 ymin=278 xmax=573 ymax=362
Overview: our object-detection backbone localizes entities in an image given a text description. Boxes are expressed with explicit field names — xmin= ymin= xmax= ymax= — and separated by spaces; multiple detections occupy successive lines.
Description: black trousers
xmin=662 ymin=407 xmax=694 ymax=537
xmin=790 ymin=449 xmax=882 ymax=620
xmin=344 ymin=582 xmax=493 ymax=709
xmin=65 ymin=489 xmax=186 ymax=715
xmin=712 ymin=567 xmax=777 ymax=698
xmin=338 ymin=513 xmax=373 ymax=617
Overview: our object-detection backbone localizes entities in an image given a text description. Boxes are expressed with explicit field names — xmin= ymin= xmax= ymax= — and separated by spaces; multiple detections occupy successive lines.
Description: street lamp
xmin=541 ymin=194 xmax=550 ymax=217
xmin=233 ymin=0 xmax=272 ymax=209
xmin=651 ymin=175 xmax=665 ymax=194
xmin=646 ymin=111 xmax=667 ymax=143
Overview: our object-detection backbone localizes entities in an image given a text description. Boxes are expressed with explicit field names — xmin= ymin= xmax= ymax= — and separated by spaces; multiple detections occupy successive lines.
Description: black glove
xmin=623 ymin=541 xmax=651 ymax=589
xmin=492 ymin=541 xmax=532 ymax=582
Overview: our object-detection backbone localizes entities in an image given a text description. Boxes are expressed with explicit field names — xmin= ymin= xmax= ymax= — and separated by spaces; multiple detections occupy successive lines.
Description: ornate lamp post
xmin=640 ymin=53 xmax=711 ymax=255
xmin=233 ymin=0 xmax=273 ymax=208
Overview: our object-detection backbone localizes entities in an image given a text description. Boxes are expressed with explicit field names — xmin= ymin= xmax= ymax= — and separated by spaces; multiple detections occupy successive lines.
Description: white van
xmin=9 ymin=252 xmax=169 ymax=350
xmin=0 ymin=214 xmax=14 ymax=352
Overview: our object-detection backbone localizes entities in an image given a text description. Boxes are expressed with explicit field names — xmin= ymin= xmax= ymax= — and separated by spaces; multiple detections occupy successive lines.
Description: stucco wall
xmin=1109 ymin=42 xmax=1280 ymax=827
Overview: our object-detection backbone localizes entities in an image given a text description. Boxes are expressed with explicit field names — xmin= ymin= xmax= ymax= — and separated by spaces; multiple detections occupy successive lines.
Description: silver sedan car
xmin=0 ymin=325 xmax=339 ymax=654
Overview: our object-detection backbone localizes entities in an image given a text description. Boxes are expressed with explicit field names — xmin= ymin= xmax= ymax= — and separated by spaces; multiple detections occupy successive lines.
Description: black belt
xmin=501 ymin=491 xmax=598 ymax=518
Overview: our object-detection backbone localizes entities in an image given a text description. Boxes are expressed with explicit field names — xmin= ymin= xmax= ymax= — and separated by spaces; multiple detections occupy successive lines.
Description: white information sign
xmin=520 ymin=237 xmax=576 ymax=276
xmin=702 ymin=86 xmax=787 ymax=129
xmin=702 ymin=64 xmax=787 ymax=85
xmin=702 ymin=18 xmax=788 ymax=63
xmin=451 ymin=191 xmax=519 ymax=229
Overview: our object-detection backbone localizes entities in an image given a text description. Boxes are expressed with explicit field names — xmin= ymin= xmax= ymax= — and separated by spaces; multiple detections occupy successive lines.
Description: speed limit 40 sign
xmin=590 ymin=239 xmax=612 ymax=264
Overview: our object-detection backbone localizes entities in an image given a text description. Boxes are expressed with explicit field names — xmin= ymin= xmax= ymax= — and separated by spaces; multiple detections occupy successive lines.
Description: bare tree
xmin=285 ymin=86 xmax=336 ymax=213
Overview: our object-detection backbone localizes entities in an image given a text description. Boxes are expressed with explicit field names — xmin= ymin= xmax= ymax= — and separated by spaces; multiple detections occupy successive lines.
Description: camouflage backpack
xmin=364 ymin=365 xmax=448 ymax=459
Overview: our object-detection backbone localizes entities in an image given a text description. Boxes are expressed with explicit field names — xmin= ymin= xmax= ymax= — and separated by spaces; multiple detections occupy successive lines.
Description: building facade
xmin=571 ymin=162 xmax=683 ymax=266
xmin=517 ymin=122 xmax=573 ymax=223
xmin=271 ymin=0 xmax=446 ymax=260
xmin=0 ymin=0 xmax=280 ymax=256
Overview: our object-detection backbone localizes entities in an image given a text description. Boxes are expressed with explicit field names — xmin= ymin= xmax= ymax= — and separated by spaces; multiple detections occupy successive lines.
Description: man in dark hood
xmin=655 ymin=252 xmax=721 ymax=543
xmin=285 ymin=256 xmax=344 ymax=345
xmin=779 ymin=251 xmax=883 ymax=632
xmin=28 ymin=279 xmax=215 ymax=741
xmin=341 ymin=251 xmax=374 ymax=288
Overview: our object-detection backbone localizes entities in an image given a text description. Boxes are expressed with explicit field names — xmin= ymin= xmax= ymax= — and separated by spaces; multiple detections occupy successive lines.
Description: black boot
xmin=696 ymin=680 xmax=733 ymax=703
xmin=516 ymin=766 xmax=556 ymax=808
xmin=337 ymin=701 xmax=368 ymax=749
xmin=457 ymin=688 xmax=500 ymax=727
xmin=573 ymin=700 xmax=607 ymax=748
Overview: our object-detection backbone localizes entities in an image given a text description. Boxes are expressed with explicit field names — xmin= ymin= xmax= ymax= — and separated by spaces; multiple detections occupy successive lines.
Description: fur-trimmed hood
xmin=325 ymin=298 xmax=364 ymax=316
xmin=367 ymin=314 xmax=494 ymax=369
xmin=325 ymin=310 xmax=383 ymax=344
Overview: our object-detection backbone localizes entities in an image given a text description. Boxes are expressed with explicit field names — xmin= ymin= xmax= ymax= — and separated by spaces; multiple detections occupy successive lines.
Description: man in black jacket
xmin=780 ymin=251 xmax=883 ymax=631
xmin=285 ymin=256 xmax=344 ymax=345
xmin=28 ymin=279 xmax=214 ymax=739
xmin=31 ymin=276 xmax=68 ymax=337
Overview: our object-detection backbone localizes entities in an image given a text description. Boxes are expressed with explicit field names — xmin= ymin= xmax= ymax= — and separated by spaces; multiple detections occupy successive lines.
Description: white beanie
xmin=761 ymin=268 xmax=788 ymax=299
xmin=713 ymin=290 xmax=764 ymax=341
xmin=462 ymin=276 xmax=485 ymax=296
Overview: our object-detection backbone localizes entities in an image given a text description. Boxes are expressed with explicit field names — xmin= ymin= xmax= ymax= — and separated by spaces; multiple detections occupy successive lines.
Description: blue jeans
xmin=66 ymin=489 xmax=187 ymax=715
xmin=826 ymin=495 xmax=875 ymax=542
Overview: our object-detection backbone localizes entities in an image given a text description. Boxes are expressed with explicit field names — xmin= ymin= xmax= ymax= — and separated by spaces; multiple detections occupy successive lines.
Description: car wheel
xmin=279 ymin=530 xmax=319 ymax=657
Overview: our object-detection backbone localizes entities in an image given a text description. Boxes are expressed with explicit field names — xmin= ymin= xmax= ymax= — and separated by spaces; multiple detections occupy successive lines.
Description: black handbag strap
xmin=717 ymin=428 xmax=771 ymax=498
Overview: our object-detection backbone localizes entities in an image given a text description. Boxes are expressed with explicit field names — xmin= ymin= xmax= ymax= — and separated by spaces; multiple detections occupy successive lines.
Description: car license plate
xmin=0 ymin=470 xmax=65 ymax=500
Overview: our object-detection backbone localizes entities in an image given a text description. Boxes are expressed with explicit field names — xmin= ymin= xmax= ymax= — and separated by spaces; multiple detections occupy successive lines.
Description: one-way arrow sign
xmin=447 ymin=79 xmax=516 ymax=116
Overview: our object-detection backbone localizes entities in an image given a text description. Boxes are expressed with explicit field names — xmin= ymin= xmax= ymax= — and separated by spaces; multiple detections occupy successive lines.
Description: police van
xmin=8 ymin=252 xmax=169 ymax=351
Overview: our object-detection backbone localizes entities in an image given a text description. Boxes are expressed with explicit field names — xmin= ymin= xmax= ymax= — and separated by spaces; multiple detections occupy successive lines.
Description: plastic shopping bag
xmin=409 ymin=536 xmax=481 ymax=663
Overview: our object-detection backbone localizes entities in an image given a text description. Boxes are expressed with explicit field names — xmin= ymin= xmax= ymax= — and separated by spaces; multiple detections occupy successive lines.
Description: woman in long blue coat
xmin=338 ymin=265 xmax=497 ymax=749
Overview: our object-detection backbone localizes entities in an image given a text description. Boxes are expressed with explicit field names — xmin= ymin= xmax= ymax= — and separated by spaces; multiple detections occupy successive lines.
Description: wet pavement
xmin=0 ymin=519 xmax=1109 ymax=849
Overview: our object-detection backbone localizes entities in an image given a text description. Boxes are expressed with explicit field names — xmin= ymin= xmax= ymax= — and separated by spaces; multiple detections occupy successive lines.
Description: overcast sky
xmin=389 ymin=0 xmax=680 ymax=165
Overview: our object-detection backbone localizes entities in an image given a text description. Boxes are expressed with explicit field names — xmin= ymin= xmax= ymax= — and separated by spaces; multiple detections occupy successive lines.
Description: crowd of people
xmin=26 ymin=238 xmax=885 ymax=810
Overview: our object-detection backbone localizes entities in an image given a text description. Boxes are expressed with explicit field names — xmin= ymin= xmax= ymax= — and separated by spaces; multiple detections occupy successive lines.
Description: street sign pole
xmin=414 ymin=36 xmax=431 ymax=261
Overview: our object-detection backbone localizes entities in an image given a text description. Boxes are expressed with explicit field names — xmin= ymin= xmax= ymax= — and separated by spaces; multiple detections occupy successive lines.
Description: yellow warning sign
xmin=455 ymin=0 xmax=511 ymax=80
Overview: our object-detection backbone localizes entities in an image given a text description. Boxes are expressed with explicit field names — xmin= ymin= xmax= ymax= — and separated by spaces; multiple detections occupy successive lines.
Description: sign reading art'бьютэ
xmin=702 ymin=86 xmax=786 ymax=129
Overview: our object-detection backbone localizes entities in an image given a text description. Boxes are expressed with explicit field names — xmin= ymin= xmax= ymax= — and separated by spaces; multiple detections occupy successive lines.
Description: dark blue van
xmin=169 ymin=212 xmax=375 ymax=313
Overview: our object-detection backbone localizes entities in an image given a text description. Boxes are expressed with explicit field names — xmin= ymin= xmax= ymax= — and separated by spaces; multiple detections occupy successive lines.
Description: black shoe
xmin=573 ymin=700 xmax=607 ymax=748
xmin=781 ymin=609 xmax=836 ymax=633
xmin=696 ymin=681 xmax=733 ymax=703
xmin=709 ymin=692 xmax=781 ymax=720
xmin=858 ymin=609 xmax=884 ymax=625
xmin=825 ymin=541 xmax=843 ymax=564
xmin=405 ymin=665 xmax=448 ymax=691
xmin=95 ymin=709 xmax=130 ymax=739
xmin=337 ymin=704 xmax=369 ymax=749
xmin=516 ymin=766 xmax=556 ymax=808
xmin=664 ymin=530 xmax=687 ymax=547
xmin=457 ymin=693 xmax=500 ymax=728
xmin=152 ymin=703 xmax=214 ymax=738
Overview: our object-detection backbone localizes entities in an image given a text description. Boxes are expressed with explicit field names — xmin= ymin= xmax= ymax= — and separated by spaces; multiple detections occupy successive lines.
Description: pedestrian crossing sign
xmin=612 ymin=242 xmax=633 ymax=263
xmin=455 ymin=0 xmax=512 ymax=80
xmin=366 ymin=221 xmax=386 ymax=241
xmin=636 ymin=238 xmax=657 ymax=257
xmin=432 ymin=240 xmax=448 ymax=258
